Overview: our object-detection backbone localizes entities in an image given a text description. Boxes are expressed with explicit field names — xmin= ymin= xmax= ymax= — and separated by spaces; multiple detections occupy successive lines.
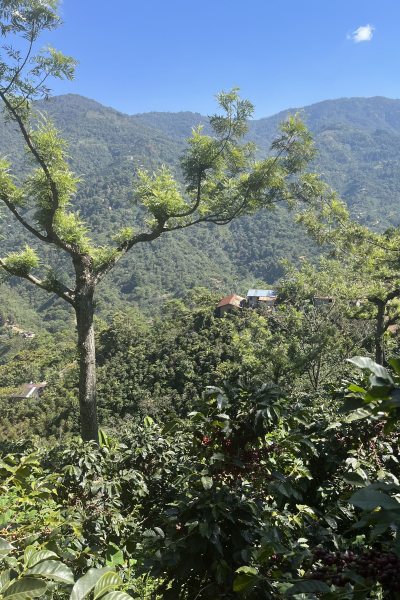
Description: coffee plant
xmin=2 ymin=360 xmax=400 ymax=599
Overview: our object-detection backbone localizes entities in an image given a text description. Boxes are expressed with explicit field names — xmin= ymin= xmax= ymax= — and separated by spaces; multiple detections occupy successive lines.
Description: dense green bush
xmin=2 ymin=359 xmax=400 ymax=599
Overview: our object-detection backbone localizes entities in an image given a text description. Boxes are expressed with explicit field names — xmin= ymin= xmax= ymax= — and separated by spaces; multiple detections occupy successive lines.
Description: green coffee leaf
xmin=100 ymin=593 xmax=133 ymax=600
xmin=26 ymin=560 xmax=74 ymax=584
xmin=0 ymin=570 xmax=17 ymax=594
xmin=389 ymin=358 xmax=400 ymax=377
xmin=338 ymin=397 xmax=367 ymax=414
xmin=343 ymin=472 xmax=369 ymax=487
xmin=24 ymin=546 xmax=36 ymax=566
xmin=0 ymin=538 xmax=14 ymax=559
xmin=349 ymin=488 xmax=400 ymax=511
xmin=201 ymin=476 xmax=213 ymax=490
xmin=3 ymin=578 xmax=47 ymax=600
xmin=324 ymin=515 xmax=337 ymax=529
xmin=106 ymin=543 xmax=124 ymax=567
xmin=93 ymin=572 xmax=122 ymax=600
xmin=26 ymin=550 xmax=58 ymax=568
xmin=285 ymin=580 xmax=331 ymax=596
xmin=235 ymin=566 xmax=258 ymax=574
xmin=233 ymin=573 xmax=259 ymax=593
xmin=348 ymin=357 xmax=392 ymax=382
xmin=71 ymin=567 xmax=114 ymax=600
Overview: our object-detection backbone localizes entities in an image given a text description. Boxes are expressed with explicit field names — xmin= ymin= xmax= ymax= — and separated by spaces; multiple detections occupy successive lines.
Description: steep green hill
xmin=1 ymin=94 xmax=400 ymax=332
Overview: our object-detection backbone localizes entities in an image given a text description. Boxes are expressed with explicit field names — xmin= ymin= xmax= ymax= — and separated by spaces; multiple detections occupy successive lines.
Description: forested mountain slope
xmin=132 ymin=96 xmax=400 ymax=228
xmin=1 ymin=94 xmax=400 ymax=332
xmin=132 ymin=96 xmax=400 ymax=142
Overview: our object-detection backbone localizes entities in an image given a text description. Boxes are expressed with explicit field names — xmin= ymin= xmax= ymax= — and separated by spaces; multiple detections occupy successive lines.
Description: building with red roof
xmin=217 ymin=294 xmax=245 ymax=317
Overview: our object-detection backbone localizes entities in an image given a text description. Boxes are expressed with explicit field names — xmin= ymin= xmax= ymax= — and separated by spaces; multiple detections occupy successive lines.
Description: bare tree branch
xmin=2 ymin=28 xmax=36 ymax=95
xmin=93 ymin=221 xmax=166 ymax=285
xmin=0 ymin=194 xmax=49 ymax=243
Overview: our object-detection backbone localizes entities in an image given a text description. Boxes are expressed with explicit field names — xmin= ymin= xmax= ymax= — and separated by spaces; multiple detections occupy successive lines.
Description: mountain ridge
xmin=130 ymin=95 xmax=400 ymax=144
xmin=1 ymin=93 xmax=400 ymax=332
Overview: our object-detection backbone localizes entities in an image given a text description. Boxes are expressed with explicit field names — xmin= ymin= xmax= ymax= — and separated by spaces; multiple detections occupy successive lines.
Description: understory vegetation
xmin=2 ymin=350 xmax=400 ymax=600
xmin=2 ymin=277 xmax=400 ymax=599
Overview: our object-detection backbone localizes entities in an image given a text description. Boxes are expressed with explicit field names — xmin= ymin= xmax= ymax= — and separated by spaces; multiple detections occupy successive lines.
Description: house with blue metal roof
xmin=247 ymin=289 xmax=276 ymax=308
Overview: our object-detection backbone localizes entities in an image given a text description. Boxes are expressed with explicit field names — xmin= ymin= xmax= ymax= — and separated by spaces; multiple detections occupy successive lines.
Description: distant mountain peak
xmin=129 ymin=96 xmax=400 ymax=140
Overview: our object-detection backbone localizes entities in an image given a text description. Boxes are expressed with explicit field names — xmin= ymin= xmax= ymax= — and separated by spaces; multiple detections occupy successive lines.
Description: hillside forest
xmin=3 ymin=2 xmax=400 ymax=600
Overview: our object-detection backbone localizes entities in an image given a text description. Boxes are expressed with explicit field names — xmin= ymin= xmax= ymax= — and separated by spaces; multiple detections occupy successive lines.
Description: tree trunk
xmin=375 ymin=299 xmax=386 ymax=366
xmin=75 ymin=290 xmax=98 ymax=442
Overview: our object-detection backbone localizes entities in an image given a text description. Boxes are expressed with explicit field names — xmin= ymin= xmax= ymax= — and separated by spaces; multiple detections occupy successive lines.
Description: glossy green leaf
xmin=367 ymin=385 xmax=392 ymax=399
xmin=26 ymin=550 xmax=58 ymax=568
xmin=201 ymin=476 xmax=213 ymax=490
xmin=20 ymin=454 xmax=39 ymax=466
xmin=0 ymin=570 xmax=17 ymax=594
xmin=285 ymin=580 xmax=331 ymax=596
xmin=71 ymin=567 xmax=114 ymax=600
xmin=233 ymin=572 xmax=259 ymax=593
xmin=345 ymin=409 xmax=371 ymax=421
xmin=98 ymin=429 xmax=108 ymax=447
xmin=236 ymin=566 xmax=258 ymax=575
xmin=24 ymin=546 xmax=36 ymax=566
xmin=143 ymin=416 xmax=154 ymax=428
xmin=350 ymin=588 xmax=371 ymax=600
xmin=272 ymin=471 xmax=286 ymax=482
xmin=3 ymin=578 xmax=47 ymax=600
xmin=199 ymin=522 xmax=210 ymax=537
xmin=100 ymin=593 xmax=133 ymax=600
xmin=343 ymin=472 xmax=369 ymax=487
xmin=348 ymin=357 xmax=392 ymax=382
xmin=93 ymin=571 xmax=122 ymax=600
xmin=256 ymin=545 xmax=275 ymax=564
xmin=346 ymin=570 xmax=367 ymax=585
xmin=161 ymin=421 xmax=177 ymax=435
xmin=0 ymin=538 xmax=14 ymax=559
xmin=105 ymin=543 xmax=124 ymax=567
xmin=348 ymin=384 xmax=366 ymax=393
xmin=211 ymin=452 xmax=225 ymax=460
xmin=389 ymin=358 xmax=400 ymax=377
xmin=338 ymin=397 xmax=367 ymax=414
xmin=26 ymin=560 xmax=74 ymax=584
xmin=349 ymin=488 xmax=400 ymax=511
xmin=324 ymin=515 xmax=337 ymax=529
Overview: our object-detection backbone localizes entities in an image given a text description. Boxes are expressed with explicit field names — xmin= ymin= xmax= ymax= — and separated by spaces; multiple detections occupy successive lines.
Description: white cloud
xmin=347 ymin=24 xmax=375 ymax=43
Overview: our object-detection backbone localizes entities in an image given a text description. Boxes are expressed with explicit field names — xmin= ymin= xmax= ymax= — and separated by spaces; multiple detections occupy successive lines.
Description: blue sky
xmin=44 ymin=0 xmax=399 ymax=118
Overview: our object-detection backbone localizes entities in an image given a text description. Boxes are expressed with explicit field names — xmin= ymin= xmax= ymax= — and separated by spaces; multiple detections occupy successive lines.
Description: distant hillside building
xmin=313 ymin=296 xmax=334 ymax=307
xmin=12 ymin=382 xmax=47 ymax=400
xmin=22 ymin=331 xmax=35 ymax=339
xmin=217 ymin=294 xmax=245 ymax=317
xmin=247 ymin=289 xmax=276 ymax=308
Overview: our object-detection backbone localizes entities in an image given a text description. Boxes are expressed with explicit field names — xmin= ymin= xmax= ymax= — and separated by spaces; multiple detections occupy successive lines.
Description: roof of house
xmin=247 ymin=289 xmax=275 ymax=298
xmin=12 ymin=383 xmax=47 ymax=399
xmin=217 ymin=294 xmax=244 ymax=309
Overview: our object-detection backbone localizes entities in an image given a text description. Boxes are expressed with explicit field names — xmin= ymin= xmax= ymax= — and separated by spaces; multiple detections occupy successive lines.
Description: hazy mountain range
xmin=0 ymin=94 xmax=399 ymax=332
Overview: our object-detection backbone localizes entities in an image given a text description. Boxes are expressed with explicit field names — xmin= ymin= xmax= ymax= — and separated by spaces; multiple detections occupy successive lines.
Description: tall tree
xmin=297 ymin=191 xmax=400 ymax=365
xmin=0 ymin=0 xmax=328 ymax=441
